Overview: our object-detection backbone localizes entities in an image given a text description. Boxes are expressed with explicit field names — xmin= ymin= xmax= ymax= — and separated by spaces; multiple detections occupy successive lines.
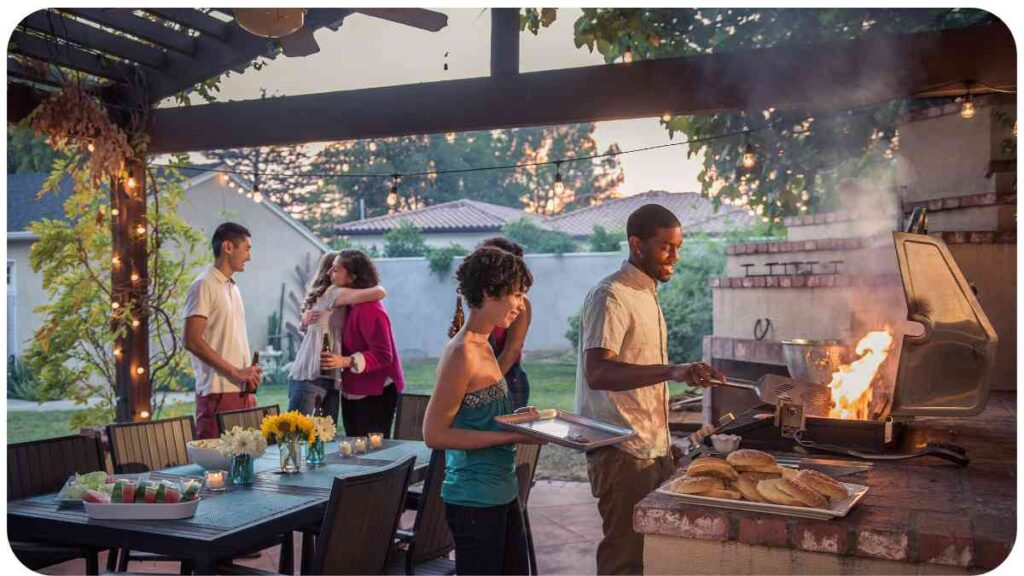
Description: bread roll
xmin=756 ymin=479 xmax=806 ymax=506
xmin=686 ymin=458 xmax=739 ymax=482
xmin=778 ymin=477 xmax=830 ymax=509
xmin=734 ymin=464 xmax=786 ymax=475
xmin=726 ymin=449 xmax=776 ymax=468
xmin=670 ymin=475 xmax=724 ymax=495
xmin=736 ymin=474 xmax=768 ymax=502
xmin=705 ymin=488 xmax=742 ymax=500
xmin=797 ymin=469 xmax=849 ymax=501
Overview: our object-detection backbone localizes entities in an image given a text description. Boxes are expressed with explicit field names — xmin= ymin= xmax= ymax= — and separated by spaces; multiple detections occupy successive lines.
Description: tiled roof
xmin=544 ymin=190 xmax=755 ymax=237
xmin=6 ymin=173 xmax=74 ymax=233
xmin=335 ymin=199 xmax=536 ymax=235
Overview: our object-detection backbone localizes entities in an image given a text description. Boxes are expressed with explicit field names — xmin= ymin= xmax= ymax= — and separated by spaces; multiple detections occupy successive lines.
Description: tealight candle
xmin=369 ymin=432 xmax=383 ymax=449
xmin=205 ymin=470 xmax=226 ymax=491
xmin=339 ymin=440 xmax=353 ymax=457
xmin=353 ymin=437 xmax=367 ymax=454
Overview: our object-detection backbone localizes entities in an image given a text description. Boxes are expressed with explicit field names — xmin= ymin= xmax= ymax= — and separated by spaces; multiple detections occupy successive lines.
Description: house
xmin=543 ymin=190 xmax=756 ymax=240
xmin=333 ymin=192 xmax=755 ymax=252
xmin=6 ymin=166 xmax=329 ymax=358
xmin=334 ymin=199 xmax=538 ymax=251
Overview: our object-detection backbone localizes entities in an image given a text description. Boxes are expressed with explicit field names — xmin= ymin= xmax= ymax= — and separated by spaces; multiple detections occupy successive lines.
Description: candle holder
xmin=338 ymin=439 xmax=354 ymax=458
xmin=353 ymin=436 xmax=368 ymax=454
xmin=230 ymin=454 xmax=255 ymax=485
xmin=204 ymin=469 xmax=228 ymax=492
xmin=368 ymin=432 xmax=384 ymax=450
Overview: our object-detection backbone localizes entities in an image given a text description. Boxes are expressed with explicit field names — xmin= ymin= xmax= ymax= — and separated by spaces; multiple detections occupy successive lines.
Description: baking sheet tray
xmin=495 ymin=409 xmax=636 ymax=451
xmin=656 ymin=475 xmax=869 ymax=520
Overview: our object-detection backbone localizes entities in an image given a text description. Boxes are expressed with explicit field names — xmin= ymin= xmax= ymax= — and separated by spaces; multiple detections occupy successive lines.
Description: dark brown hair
xmin=456 ymin=246 xmax=533 ymax=308
xmin=479 ymin=236 xmax=524 ymax=257
xmin=626 ymin=204 xmax=681 ymax=241
xmin=335 ymin=249 xmax=380 ymax=289
xmin=302 ymin=251 xmax=339 ymax=313
xmin=212 ymin=222 xmax=251 ymax=258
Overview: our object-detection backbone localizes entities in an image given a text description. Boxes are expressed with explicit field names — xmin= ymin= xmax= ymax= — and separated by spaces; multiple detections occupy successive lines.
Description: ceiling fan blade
xmin=354 ymin=9 xmax=447 ymax=32
xmin=279 ymin=26 xmax=319 ymax=57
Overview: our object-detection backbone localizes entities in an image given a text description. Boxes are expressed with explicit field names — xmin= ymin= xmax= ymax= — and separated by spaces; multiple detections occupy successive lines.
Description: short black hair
xmin=336 ymin=249 xmax=380 ymax=289
xmin=212 ymin=222 xmax=251 ymax=258
xmin=479 ymin=236 xmax=524 ymax=257
xmin=626 ymin=204 xmax=681 ymax=241
xmin=456 ymin=246 xmax=533 ymax=308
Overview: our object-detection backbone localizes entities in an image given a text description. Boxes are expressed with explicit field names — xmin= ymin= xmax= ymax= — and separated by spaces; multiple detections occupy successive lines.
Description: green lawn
xmin=7 ymin=359 xmax=692 ymax=481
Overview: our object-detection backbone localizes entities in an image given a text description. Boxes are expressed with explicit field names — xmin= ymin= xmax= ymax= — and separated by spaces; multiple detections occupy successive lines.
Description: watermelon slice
xmin=162 ymin=486 xmax=182 ymax=504
xmin=111 ymin=480 xmax=136 ymax=503
xmin=135 ymin=480 xmax=152 ymax=503
xmin=144 ymin=484 xmax=159 ymax=504
xmin=82 ymin=489 xmax=111 ymax=504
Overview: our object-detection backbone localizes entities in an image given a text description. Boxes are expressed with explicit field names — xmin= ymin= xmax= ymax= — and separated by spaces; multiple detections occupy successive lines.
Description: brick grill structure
xmin=636 ymin=392 xmax=1016 ymax=572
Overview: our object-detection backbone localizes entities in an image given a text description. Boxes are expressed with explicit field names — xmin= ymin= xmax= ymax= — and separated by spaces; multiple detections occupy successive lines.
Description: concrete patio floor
xmin=30 ymin=480 xmax=601 ymax=575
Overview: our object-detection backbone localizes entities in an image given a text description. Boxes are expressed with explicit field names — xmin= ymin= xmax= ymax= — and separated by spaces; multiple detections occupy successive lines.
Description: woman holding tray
xmin=423 ymin=246 xmax=542 ymax=576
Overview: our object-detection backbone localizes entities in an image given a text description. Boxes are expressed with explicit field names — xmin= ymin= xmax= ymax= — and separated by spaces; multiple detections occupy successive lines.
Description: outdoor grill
xmin=703 ymin=230 xmax=998 ymax=461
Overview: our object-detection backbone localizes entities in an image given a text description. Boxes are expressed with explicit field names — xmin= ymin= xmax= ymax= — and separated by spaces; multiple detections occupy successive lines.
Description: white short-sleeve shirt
xmin=574 ymin=261 xmax=671 ymax=459
xmin=183 ymin=265 xmax=252 ymax=396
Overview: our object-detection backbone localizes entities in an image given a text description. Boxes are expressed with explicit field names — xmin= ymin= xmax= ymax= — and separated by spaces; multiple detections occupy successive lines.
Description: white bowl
xmin=186 ymin=441 xmax=231 ymax=471
xmin=710 ymin=434 xmax=742 ymax=453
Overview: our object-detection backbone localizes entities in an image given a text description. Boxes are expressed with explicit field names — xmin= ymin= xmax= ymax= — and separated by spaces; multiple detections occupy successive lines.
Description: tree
xmin=311 ymin=124 xmax=624 ymax=223
xmin=501 ymin=219 xmax=577 ymax=254
xmin=589 ymin=225 xmax=624 ymax=252
xmin=8 ymin=125 xmax=60 ymax=173
xmin=383 ymin=220 xmax=428 ymax=257
xmin=24 ymin=155 xmax=205 ymax=428
xmin=523 ymin=8 xmax=997 ymax=222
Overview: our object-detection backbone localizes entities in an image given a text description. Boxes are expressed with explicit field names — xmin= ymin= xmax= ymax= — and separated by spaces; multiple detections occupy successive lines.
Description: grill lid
xmin=890 ymin=232 xmax=998 ymax=416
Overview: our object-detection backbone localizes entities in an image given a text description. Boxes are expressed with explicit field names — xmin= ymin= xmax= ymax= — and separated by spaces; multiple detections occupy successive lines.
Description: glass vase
xmin=279 ymin=436 xmax=303 ymax=473
xmin=230 ymin=454 xmax=255 ymax=485
xmin=307 ymin=438 xmax=325 ymax=466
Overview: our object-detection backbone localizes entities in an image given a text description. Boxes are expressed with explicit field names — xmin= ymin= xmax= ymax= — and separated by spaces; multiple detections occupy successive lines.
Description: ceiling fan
xmin=233 ymin=8 xmax=448 ymax=57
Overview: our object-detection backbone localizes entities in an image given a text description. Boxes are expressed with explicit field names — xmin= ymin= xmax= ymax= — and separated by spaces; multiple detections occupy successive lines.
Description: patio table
xmin=6 ymin=439 xmax=431 ymax=575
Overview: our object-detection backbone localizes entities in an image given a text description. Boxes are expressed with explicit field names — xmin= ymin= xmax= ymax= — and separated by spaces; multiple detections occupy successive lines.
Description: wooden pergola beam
xmin=146 ymin=22 xmax=1015 ymax=154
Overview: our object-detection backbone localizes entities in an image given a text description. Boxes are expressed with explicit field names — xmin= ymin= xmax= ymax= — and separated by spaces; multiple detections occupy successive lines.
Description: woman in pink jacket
xmin=320 ymin=250 xmax=406 ymax=437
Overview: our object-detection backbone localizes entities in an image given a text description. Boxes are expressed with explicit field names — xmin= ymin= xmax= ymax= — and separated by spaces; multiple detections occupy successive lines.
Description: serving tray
xmin=495 ymin=409 xmax=636 ymax=452
xmin=656 ymin=475 xmax=869 ymax=520
xmin=84 ymin=498 xmax=200 ymax=520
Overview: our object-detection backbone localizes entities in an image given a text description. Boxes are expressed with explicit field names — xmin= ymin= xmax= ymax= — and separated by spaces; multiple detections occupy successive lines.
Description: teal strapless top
xmin=441 ymin=378 xmax=519 ymax=507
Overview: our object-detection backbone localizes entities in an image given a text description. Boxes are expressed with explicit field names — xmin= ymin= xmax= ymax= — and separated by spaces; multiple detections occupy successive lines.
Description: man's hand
xmin=233 ymin=365 xmax=262 ymax=390
xmin=669 ymin=362 xmax=727 ymax=388
xmin=320 ymin=351 xmax=352 ymax=370
xmin=302 ymin=310 xmax=323 ymax=330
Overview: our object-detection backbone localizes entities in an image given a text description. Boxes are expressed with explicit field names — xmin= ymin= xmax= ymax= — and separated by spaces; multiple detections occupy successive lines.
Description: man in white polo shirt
xmin=576 ymin=204 xmax=725 ymax=575
xmin=184 ymin=222 xmax=262 ymax=439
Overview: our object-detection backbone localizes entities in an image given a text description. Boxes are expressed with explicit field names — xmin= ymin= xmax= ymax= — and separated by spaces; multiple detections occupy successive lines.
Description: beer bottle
xmin=313 ymin=394 xmax=324 ymax=418
xmin=242 ymin=351 xmax=260 ymax=397
xmin=321 ymin=334 xmax=332 ymax=377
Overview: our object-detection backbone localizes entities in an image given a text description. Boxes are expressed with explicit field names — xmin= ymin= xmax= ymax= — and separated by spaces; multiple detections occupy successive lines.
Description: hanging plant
xmin=27 ymin=81 xmax=134 ymax=183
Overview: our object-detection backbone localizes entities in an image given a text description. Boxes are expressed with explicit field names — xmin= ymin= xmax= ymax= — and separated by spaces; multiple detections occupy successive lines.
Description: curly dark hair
xmin=456 ymin=246 xmax=533 ymax=308
xmin=479 ymin=236 xmax=524 ymax=257
xmin=336 ymin=249 xmax=380 ymax=289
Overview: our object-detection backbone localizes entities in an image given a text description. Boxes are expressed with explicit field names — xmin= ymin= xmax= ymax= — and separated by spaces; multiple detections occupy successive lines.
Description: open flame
xmin=827 ymin=330 xmax=894 ymax=420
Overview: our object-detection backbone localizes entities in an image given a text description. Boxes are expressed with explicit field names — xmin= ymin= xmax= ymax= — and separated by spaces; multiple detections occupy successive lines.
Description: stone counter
xmin=635 ymin=392 xmax=1016 ymax=574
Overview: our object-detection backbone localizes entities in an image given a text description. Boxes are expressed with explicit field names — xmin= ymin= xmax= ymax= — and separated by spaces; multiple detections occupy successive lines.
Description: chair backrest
xmin=106 ymin=415 xmax=195 ymax=474
xmin=7 ymin=433 xmax=107 ymax=500
xmin=407 ymin=450 xmax=455 ymax=566
xmin=313 ymin=455 xmax=415 ymax=575
xmin=217 ymin=404 xmax=280 ymax=443
xmin=393 ymin=393 xmax=431 ymax=441
xmin=515 ymin=443 xmax=542 ymax=506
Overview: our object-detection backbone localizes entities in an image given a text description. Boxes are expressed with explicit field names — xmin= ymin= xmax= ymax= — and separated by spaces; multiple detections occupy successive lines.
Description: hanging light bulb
xmin=553 ymin=162 xmax=565 ymax=195
xmin=342 ymin=162 xmax=350 ymax=172
xmin=114 ymin=347 xmax=123 ymax=357
xmin=112 ymin=254 xmax=121 ymax=266
xmin=111 ymin=208 xmax=119 ymax=216
xmin=662 ymin=112 xmax=672 ymax=123
xmin=960 ymin=95 xmax=976 ymax=119
xmin=126 ymin=177 xmax=137 ymax=191
xmin=623 ymin=44 xmax=634 ymax=64
xmin=135 ymin=224 xmax=146 ymax=236
xmin=130 ymin=272 xmax=140 ymax=283
xmin=369 ymin=142 xmax=377 ymax=152
xmin=317 ymin=178 xmax=325 ymax=188
xmin=741 ymin=133 xmax=757 ymax=170
xmin=135 ymin=366 xmax=145 ymax=375
xmin=87 ymin=143 xmax=95 ymax=153
xmin=132 ymin=319 xmax=140 ymax=328
xmin=253 ymin=191 xmax=263 ymax=203
xmin=387 ymin=174 xmax=400 ymax=207
xmin=140 ymin=410 xmax=151 ymax=419
xmin=111 ymin=301 xmax=121 ymax=310
xmin=228 ymin=180 xmax=235 ymax=189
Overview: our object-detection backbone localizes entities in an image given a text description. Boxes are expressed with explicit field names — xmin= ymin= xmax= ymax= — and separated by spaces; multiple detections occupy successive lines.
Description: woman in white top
xmin=288 ymin=252 xmax=386 ymax=415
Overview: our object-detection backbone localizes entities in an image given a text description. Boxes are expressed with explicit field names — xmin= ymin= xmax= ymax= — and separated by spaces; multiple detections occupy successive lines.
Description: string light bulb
xmin=136 ymin=366 xmax=145 ymax=375
xmin=553 ymin=162 xmax=565 ymax=195
xmin=130 ymin=272 xmax=140 ymax=282
xmin=135 ymin=224 xmax=146 ymax=236
xmin=960 ymin=84 xmax=976 ymax=119
xmin=317 ymin=178 xmax=325 ymax=188
xmin=132 ymin=319 xmax=140 ymax=328
xmin=342 ymin=162 xmax=350 ymax=172
xmin=87 ymin=143 xmax=95 ymax=153
xmin=111 ymin=208 xmax=119 ymax=216
xmin=111 ymin=301 xmax=121 ymax=310
xmin=662 ymin=113 xmax=672 ymax=123
xmin=112 ymin=255 xmax=121 ymax=266
xmin=369 ymin=142 xmax=377 ymax=152
xmin=387 ymin=174 xmax=400 ymax=207
xmin=114 ymin=347 xmax=123 ymax=357
xmin=623 ymin=45 xmax=634 ymax=64
xmin=741 ymin=133 xmax=757 ymax=170
xmin=126 ymin=177 xmax=137 ymax=191
xmin=140 ymin=410 xmax=150 ymax=419
xmin=253 ymin=191 xmax=263 ymax=203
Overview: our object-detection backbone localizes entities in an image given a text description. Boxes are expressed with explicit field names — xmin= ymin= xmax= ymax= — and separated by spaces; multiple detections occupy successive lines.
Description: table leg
xmin=192 ymin=555 xmax=217 ymax=575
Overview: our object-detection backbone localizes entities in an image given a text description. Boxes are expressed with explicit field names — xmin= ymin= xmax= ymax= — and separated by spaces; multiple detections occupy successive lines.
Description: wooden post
xmin=112 ymin=158 xmax=151 ymax=422
xmin=490 ymin=8 xmax=519 ymax=77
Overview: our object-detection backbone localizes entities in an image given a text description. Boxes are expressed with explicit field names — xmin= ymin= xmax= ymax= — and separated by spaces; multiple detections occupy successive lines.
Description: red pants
xmin=195 ymin=391 xmax=257 ymax=439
